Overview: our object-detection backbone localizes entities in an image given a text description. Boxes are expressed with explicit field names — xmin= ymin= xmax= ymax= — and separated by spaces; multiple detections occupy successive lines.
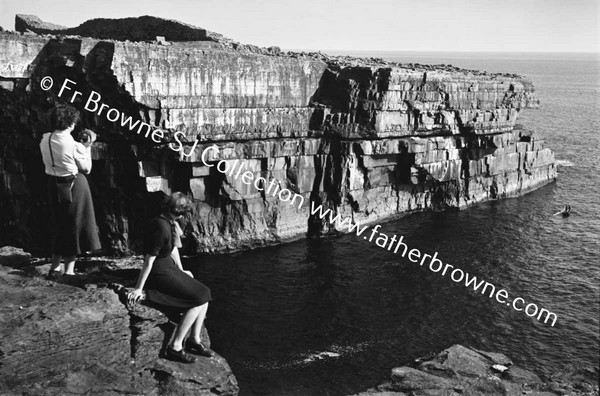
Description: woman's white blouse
xmin=40 ymin=132 xmax=92 ymax=177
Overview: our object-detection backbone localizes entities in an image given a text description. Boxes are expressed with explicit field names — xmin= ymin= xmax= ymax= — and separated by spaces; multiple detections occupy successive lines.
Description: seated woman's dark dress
xmin=144 ymin=215 xmax=212 ymax=308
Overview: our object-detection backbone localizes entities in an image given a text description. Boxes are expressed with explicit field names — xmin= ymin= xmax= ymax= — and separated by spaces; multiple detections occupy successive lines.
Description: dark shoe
xmin=60 ymin=273 xmax=83 ymax=286
xmin=45 ymin=271 xmax=62 ymax=281
xmin=187 ymin=341 xmax=214 ymax=357
xmin=165 ymin=346 xmax=196 ymax=363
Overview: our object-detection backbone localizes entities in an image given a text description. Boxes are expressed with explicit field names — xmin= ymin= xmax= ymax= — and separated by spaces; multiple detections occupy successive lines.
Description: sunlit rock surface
xmin=0 ymin=16 xmax=556 ymax=254
xmin=354 ymin=345 xmax=598 ymax=396
xmin=0 ymin=255 xmax=238 ymax=395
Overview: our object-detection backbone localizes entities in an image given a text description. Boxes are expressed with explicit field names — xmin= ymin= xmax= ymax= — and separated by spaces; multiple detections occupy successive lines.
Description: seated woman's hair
xmin=50 ymin=104 xmax=80 ymax=130
xmin=161 ymin=192 xmax=193 ymax=216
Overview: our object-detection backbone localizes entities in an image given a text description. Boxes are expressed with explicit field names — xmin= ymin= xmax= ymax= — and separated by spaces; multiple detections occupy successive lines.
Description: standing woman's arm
xmin=73 ymin=142 xmax=92 ymax=174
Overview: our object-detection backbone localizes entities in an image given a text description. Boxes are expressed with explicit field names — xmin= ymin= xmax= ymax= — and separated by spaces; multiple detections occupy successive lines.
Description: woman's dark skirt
xmin=48 ymin=173 xmax=101 ymax=256
xmin=146 ymin=256 xmax=212 ymax=309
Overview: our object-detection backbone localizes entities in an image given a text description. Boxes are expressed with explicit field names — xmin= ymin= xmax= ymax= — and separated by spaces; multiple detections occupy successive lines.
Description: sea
xmin=188 ymin=51 xmax=600 ymax=395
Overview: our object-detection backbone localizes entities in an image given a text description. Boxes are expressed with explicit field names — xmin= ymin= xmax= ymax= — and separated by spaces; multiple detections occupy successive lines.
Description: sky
xmin=0 ymin=0 xmax=598 ymax=53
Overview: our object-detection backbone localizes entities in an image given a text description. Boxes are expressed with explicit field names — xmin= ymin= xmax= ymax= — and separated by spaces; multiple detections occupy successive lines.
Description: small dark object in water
xmin=554 ymin=204 xmax=571 ymax=217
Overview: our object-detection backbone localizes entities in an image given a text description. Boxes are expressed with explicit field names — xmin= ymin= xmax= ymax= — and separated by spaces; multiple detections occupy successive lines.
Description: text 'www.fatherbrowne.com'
xmin=310 ymin=203 xmax=559 ymax=327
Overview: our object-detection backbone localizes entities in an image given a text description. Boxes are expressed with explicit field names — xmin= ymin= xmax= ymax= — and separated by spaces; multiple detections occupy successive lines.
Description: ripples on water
xmin=187 ymin=53 xmax=600 ymax=395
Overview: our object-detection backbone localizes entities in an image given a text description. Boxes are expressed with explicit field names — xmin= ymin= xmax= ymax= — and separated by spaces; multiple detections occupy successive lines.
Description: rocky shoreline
xmin=1 ymin=246 xmax=598 ymax=395
xmin=0 ymin=247 xmax=238 ymax=395
xmin=355 ymin=344 xmax=599 ymax=396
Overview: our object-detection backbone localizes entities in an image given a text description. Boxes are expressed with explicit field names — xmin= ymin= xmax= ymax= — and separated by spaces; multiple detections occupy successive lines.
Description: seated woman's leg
xmin=187 ymin=303 xmax=214 ymax=357
xmin=166 ymin=305 xmax=203 ymax=363
xmin=172 ymin=305 xmax=203 ymax=350
xmin=191 ymin=303 xmax=209 ymax=344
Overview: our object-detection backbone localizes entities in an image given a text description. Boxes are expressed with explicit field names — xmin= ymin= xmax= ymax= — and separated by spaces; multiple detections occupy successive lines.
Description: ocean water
xmin=188 ymin=52 xmax=600 ymax=395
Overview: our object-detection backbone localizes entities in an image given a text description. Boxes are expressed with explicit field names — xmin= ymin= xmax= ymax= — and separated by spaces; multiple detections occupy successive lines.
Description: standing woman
xmin=128 ymin=192 xmax=214 ymax=363
xmin=40 ymin=104 xmax=101 ymax=277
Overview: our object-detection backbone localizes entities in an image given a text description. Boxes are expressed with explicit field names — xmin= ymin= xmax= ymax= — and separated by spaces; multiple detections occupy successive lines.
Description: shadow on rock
xmin=0 ymin=247 xmax=239 ymax=395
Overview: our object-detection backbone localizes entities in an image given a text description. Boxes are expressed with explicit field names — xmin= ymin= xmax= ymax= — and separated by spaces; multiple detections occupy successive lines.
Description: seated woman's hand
xmin=127 ymin=288 xmax=145 ymax=304
xmin=183 ymin=270 xmax=194 ymax=278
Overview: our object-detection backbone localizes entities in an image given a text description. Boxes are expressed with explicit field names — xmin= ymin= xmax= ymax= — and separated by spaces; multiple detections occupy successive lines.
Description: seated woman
xmin=127 ymin=192 xmax=214 ymax=363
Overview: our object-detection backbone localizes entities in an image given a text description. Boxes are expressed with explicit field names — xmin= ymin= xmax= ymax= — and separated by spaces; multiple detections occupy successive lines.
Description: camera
xmin=76 ymin=128 xmax=97 ymax=147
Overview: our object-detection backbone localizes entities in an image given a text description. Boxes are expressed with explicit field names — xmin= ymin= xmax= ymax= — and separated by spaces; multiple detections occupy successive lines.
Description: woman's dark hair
xmin=50 ymin=104 xmax=80 ymax=130
xmin=161 ymin=192 xmax=193 ymax=216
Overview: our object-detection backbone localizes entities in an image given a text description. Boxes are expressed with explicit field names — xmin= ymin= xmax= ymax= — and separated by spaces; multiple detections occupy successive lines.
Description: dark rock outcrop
xmin=14 ymin=15 xmax=67 ymax=34
xmin=0 ymin=253 xmax=238 ymax=395
xmin=15 ymin=14 xmax=213 ymax=42
xmin=355 ymin=345 xmax=599 ymax=396
xmin=0 ymin=15 xmax=556 ymax=255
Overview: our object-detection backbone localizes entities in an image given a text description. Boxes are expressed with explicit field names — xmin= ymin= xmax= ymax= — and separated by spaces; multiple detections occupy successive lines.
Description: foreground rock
xmin=356 ymin=345 xmax=598 ymax=396
xmin=0 ymin=15 xmax=556 ymax=255
xmin=0 ymin=246 xmax=31 ymax=267
xmin=0 ymin=256 xmax=238 ymax=395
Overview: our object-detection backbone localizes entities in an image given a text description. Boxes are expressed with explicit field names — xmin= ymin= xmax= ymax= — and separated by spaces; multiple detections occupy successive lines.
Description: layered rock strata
xmin=0 ymin=16 xmax=556 ymax=254
xmin=0 ymin=250 xmax=239 ymax=395
xmin=354 ymin=344 xmax=599 ymax=396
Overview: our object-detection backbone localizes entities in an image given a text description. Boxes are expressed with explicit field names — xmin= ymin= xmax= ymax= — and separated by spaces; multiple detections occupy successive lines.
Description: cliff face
xmin=0 ymin=17 xmax=556 ymax=254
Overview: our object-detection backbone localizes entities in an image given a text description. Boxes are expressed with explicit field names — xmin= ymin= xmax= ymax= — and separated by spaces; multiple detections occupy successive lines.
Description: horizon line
xmin=284 ymin=48 xmax=600 ymax=55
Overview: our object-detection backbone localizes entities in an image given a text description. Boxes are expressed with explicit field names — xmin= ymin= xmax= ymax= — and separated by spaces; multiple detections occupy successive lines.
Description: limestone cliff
xmin=0 ymin=16 xmax=556 ymax=255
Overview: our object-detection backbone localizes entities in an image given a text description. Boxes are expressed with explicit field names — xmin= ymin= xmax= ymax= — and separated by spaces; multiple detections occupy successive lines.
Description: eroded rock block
xmin=190 ymin=177 xmax=206 ymax=200
xmin=0 ymin=246 xmax=31 ymax=267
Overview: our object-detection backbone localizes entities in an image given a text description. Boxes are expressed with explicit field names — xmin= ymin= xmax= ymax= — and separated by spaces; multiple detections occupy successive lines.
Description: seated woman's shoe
xmin=165 ymin=346 xmax=196 ymax=363
xmin=187 ymin=341 xmax=214 ymax=357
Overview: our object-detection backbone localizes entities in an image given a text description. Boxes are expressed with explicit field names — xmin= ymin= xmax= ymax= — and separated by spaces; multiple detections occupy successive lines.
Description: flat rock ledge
xmin=0 ymin=247 xmax=238 ymax=395
xmin=355 ymin=345 xmax=599 ymax=396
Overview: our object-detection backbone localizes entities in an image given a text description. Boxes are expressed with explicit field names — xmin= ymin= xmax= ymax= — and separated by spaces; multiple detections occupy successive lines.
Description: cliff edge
xmin=0 ymin=15 xmax=556 ymax=254
xmin=0 ymin=247 xmax=238 ymax=395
